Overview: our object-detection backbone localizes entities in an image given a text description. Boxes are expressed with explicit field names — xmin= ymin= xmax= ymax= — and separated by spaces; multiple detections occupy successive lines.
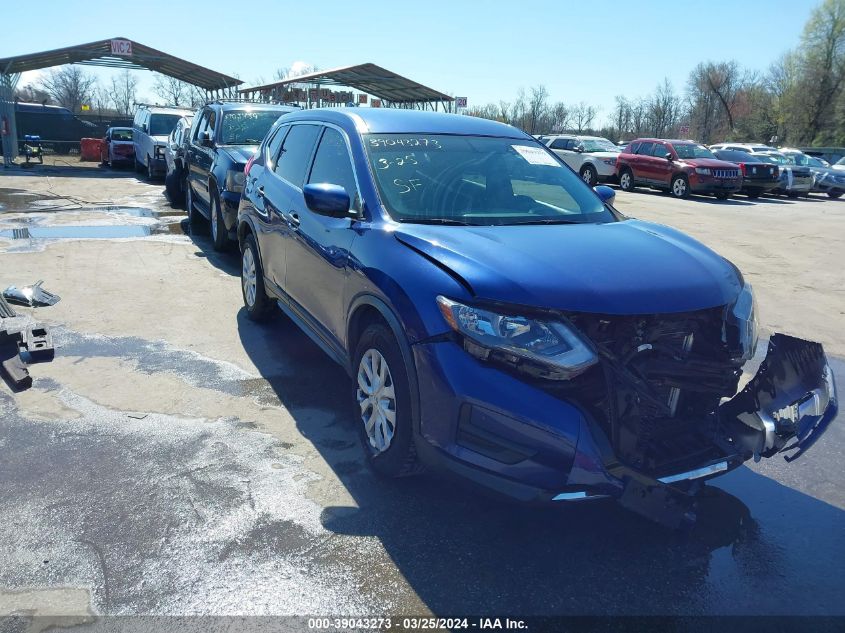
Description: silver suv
xmin=132 ymin=104 xmax=194 ymax=180
xmin=544 ymin=135 xmax=620 ymax=185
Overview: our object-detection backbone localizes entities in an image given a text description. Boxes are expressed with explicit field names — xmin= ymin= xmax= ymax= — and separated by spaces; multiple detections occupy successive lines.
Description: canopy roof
xmin=0 ymin=37 xmax=242 ymax=91
xmin=240 ymin=63 xmax=452 ymax=104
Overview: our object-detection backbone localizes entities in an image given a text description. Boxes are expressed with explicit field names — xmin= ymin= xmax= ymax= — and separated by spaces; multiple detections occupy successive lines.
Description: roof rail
xmin=209 ymin=98 xmax=301 ymax=107
xmin=133 ymin=102 xmax=195 ymax=110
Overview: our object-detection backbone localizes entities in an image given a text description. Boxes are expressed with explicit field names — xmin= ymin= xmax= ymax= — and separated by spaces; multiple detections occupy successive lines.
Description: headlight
xmin=695 ymin=167 xmax=711 ymax=175
xmin=436 ymin=296 xmax=597 ymax=380
xmin=727 ymin=283 xmax=758 ymax=361
xmin=602 ymin=157 xmax=616 ymax=165
xmin=154 ymin=145 xmax=164 ymax=159
xmin=226 ymin=169 xmax=246 ymax=193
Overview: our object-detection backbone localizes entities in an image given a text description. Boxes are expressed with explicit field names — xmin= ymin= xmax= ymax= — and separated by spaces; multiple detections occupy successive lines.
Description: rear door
xmin=630 ymin=141 xmax=655 ymax=181
xmin=259 ymin=123 xmax=321 ymax=290
xmin=192 ymin=109 xmax=217 ymax=209
xmin=284 ymin=125 xmax=360 ymax=348
xmin=187 ymin=109 xmax=211 ymax=206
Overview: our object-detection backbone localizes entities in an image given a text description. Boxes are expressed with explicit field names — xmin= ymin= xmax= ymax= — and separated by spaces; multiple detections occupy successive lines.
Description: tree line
xmin=468 ymin=0 xmax=845 ymax=147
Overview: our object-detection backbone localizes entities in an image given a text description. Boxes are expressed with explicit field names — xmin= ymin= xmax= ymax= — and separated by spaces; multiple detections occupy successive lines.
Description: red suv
xmin=616 ymin=138 xmax=742 ymax=200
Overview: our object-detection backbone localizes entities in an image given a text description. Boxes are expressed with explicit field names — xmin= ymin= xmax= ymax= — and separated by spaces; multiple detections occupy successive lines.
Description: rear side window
xmin=308 ymin=128 xmax=360 ymax=211
xmin=274 ymin=124 xmax=320 ymax=187
xmin=550 ymin=138 xmax=569 ymax=150
xmin=636 ymin=142 xmax=655 ymax=155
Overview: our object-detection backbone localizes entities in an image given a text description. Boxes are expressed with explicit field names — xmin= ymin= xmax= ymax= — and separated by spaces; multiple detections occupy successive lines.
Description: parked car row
xmin=174 ymin=107 xmax=834 ymax=526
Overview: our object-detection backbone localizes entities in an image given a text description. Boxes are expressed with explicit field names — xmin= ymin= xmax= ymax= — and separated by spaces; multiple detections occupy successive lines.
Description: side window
xmin=265 ymin=124 xmax=289 ymax=169
xmin=636 ymin=142 xmax=655 ymax=155
xmin=550 ymin=138 xmax=568 ymax=150
xmin=628 ymin=142 xmax=640 ymax=154
xmin=206 ymin=110 xmax=217 ymax=139
xmin=651 ymin=143 xmax=669 ymax=158
xmin=307 ymin=127 xmax=360 ymax=211
xmin=273 ymin=124 xmax=321 ymax=187
xmin=193 ymin=111 xmax=210 ymax=141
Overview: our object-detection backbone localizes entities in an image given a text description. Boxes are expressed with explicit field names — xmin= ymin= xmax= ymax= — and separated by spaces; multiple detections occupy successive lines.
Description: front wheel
xmin=210 ymin=194 xmax=229 ymax=251
xmin=579 ymin=164 xmax=598 ymax=186
xmin=241 ymin=233 xmax=273 ymax=321
xmin=165 ymin=170 xmax=182 ymax=207
xmin=146 ymin=155 xmax=155 ymax=181
xmin=746 ymin=190 xmax=760 ymax=199
xmin=828 ymin=191 xmax=843 ymax=199
xmin=619 ymin=168 xmax=635 ymax=192
xmin=670 ymin=174 xmax=690 ymax=199
xmin=787 ymin=191 xmax=799 ymax=199
xmin=353 ymin=324 xmax=421 ymax=478
xmin=715 ymin=192 xmax=730 ymax=200
xmin=186 ymin=183 xmax=205 ymax=233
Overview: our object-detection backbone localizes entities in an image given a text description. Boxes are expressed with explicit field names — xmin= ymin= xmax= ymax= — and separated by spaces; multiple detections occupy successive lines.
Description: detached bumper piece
xmin=0 ymin=295 xmax=56 ymax=391
xmin=720 ymin=333 xmax=838 ymax=462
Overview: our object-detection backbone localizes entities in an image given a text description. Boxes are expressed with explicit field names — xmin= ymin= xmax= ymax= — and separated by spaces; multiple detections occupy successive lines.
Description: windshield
xmin=111 ymin=129 xmax=132 ymax=141
xmin=220 ymin=111 xmax=283 ymax=145
xmin=784 ymin=152 xmax=809 ymax=166
xmin=364 ymin=134 xmax=614 ymax=226
xmin=672 ymin=143 xmax=715 ymax=159
xmin=759 ymin=153 xmax=788 ymax=165
xmin=149 ymin=114 xmax=182 ymax=137
xmin=579 ymin=138 xmax=619 ymax=152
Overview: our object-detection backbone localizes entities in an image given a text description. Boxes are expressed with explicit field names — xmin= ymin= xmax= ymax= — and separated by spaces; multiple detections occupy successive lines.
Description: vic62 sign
xmin=110 ymin=39 xmax=132 ymax=56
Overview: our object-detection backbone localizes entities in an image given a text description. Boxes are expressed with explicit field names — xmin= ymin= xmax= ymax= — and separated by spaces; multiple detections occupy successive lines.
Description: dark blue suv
xmin=237 ymin=109 xmax=837 ymax=526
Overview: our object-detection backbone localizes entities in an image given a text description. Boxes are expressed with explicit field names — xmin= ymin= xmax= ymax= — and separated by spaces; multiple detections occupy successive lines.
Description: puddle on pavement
xmin=0 ymin=221 xmax=185 ymax=240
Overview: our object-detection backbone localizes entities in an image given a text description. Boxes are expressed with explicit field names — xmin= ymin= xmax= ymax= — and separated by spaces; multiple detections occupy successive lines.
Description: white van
xmin=132 ymin=104 xmax=195 ymax=180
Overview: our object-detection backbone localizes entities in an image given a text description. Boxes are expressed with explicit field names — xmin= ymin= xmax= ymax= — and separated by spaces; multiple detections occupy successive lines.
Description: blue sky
xmin=5 ymin=0 xmax=815 ymax=124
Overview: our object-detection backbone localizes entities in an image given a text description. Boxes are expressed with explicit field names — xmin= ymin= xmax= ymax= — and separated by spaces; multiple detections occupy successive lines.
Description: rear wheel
xmin=787 ymin=190 xmax=799 ymax=199
xmin=670 ymin=174 xmax=690 ymax=199
xmin=715 ymin=192 xmax=730 ymax=200
xmin=579 ymin=164 xmax=598 ymax=186
xmin=619 ymin=168 xmax=635 ymax=192
xmin=353 ymin=323 xmax=421 ymax=478
xmin=828 ymin=191 xmax=843 ymax=199
xmin=165 ymin=170 xmax=182 ymax=207
xmin=746 ymin=190 xmax=760 ymax=199
xmin=241 ymin=233 xmax=273 ymax=321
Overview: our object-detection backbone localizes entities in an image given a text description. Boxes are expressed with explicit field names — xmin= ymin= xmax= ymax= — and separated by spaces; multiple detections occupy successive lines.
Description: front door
xmin=284 ymin=126 xmax=359 ymax=348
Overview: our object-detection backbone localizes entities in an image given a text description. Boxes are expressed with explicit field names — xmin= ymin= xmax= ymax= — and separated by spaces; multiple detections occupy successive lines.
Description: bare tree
xmin=549 ymin=102 xmax=570 ymax=132
xmin=14 ymin=84 xmax=52 ymax=104
xmin=152 ymin=73 xmax=190 ymax=106
xmin=37 ymin=66 xmax=96 ymax=112
xmin=526 ymin=84 xmax=549 ymax=134
xmin=571 ymin=102 xmax=598 ymax=132
xmin=108 ymin=70 xmax=138 ymax=116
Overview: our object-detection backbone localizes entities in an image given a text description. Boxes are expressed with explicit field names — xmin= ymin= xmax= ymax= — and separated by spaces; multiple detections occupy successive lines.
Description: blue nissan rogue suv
xmin=237 ymin=109 xmax=837 ymax=527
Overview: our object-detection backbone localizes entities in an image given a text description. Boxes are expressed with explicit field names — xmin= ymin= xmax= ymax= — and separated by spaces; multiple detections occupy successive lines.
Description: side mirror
xmin=594 ymin=185 xmax=616 ymax=205
xmin=573 ymin=145 xmax=584 ymax=153
xmin=200 ymin=131 xmax=213 ymax=147
xmin=141 ymin=124 xmax=148 ymax=134
xmin=303 ymin=183 xmax=351 ymax=217
xmin=665 ymin=152 xmax=673 ymax=161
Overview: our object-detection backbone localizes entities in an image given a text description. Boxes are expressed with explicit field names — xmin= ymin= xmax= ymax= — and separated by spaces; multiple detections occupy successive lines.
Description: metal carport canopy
xmin=0 ymin=37 xmax=242 ymax=91
xmin=239 ymin=63 xmax=453 ymax=104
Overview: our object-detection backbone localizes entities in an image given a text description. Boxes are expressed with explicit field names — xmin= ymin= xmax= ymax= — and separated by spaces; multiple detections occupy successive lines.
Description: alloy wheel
xmin=620 ymin=172 xmax=631 ymax=190
xmin=673 ymin=178 xmax=687 ymax=197
xmin=356 ymin=349 xmax=397 ymax=454
xmin=242 ymin=246 xmax=257 ymax=308
xmin=582 ymin=168 xmax=594 ymax=185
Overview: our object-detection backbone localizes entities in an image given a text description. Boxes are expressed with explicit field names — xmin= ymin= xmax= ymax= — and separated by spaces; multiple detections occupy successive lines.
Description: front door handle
xmin=288 ymin=212 xmax=301 ymax=229
xmin=256 ymin=185 xmax=265 ymax=197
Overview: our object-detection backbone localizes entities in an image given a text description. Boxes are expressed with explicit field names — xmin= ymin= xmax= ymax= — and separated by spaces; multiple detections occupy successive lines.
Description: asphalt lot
xmin=0 ymin=159 xmax=843 ymax=625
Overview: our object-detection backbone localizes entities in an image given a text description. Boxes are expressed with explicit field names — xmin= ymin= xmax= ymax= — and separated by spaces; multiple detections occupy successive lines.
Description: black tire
xmin=787 ymin=191 xmax=799 ymax=199
xmin=186 ymin=183 xmax=205 ymax=233
xmin=146 ymin=155 xmax=155 ymax=181
xmin=352 ymin=323 xmax=421 ymax=478
xmin=746 ymin=190 xmax=760 ymax=199
xmin=670 ymin=174 xmax=690 ymax=199
xmin=579 ymin=164 xmax=598 ymax=186
xmin=210 ymin=193 xmax=229 ymax=252
xmin=828 ymin=191 xmax=843 ymax=199
xmin=241 ymin=233 xmax=273 ymax=321
xmin=619 ymin=168 xmax=635 ymax=192
xmin=135 ymin=157 xmax=144 ymax=174
xmin=715 ymin=192 xmax=730 ymax=200
xmin=165 ymin=170 xmax=182 ymax=207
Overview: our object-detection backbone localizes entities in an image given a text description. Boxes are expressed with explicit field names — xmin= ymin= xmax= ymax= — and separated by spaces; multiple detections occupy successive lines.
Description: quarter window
xmin=636 ymin=142 xmax=655 ymax=155
xmin=273 ymin=124 xmax=320 ymax=187
xmin=265 ymin=124 xmax=289 ymax=169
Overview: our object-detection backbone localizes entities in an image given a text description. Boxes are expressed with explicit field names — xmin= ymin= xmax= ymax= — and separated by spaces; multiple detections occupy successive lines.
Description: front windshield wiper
xmin=506 ymin=218 xmax=583 ymax=225
xmin=403 ymin=218 xmax=479 ymax=226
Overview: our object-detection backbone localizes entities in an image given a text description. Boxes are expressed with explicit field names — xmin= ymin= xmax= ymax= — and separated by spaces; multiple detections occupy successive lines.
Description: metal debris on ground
xmin=0 ymin=294 xmax=56 ymax=391
xmin=3 ymin=280 xmax=61 ymax=307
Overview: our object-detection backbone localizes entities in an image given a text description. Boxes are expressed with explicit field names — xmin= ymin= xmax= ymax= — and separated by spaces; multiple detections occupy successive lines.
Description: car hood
xmin=393 ymin=220 xmax=742 ymax=314
xmin=682 ymin=158 xmax=741 ymax=169
xmin=221 ymin=145 xmax=259 ymax=164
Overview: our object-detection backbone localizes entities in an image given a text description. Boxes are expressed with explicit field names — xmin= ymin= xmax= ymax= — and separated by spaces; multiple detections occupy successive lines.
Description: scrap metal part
xmin=23 ymin=324 xmax=55 ymax=362
xmin=3 ymin=280 xmax=61 ymax=307
xmin=0 ymin=329 xmax=31 ymax=391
